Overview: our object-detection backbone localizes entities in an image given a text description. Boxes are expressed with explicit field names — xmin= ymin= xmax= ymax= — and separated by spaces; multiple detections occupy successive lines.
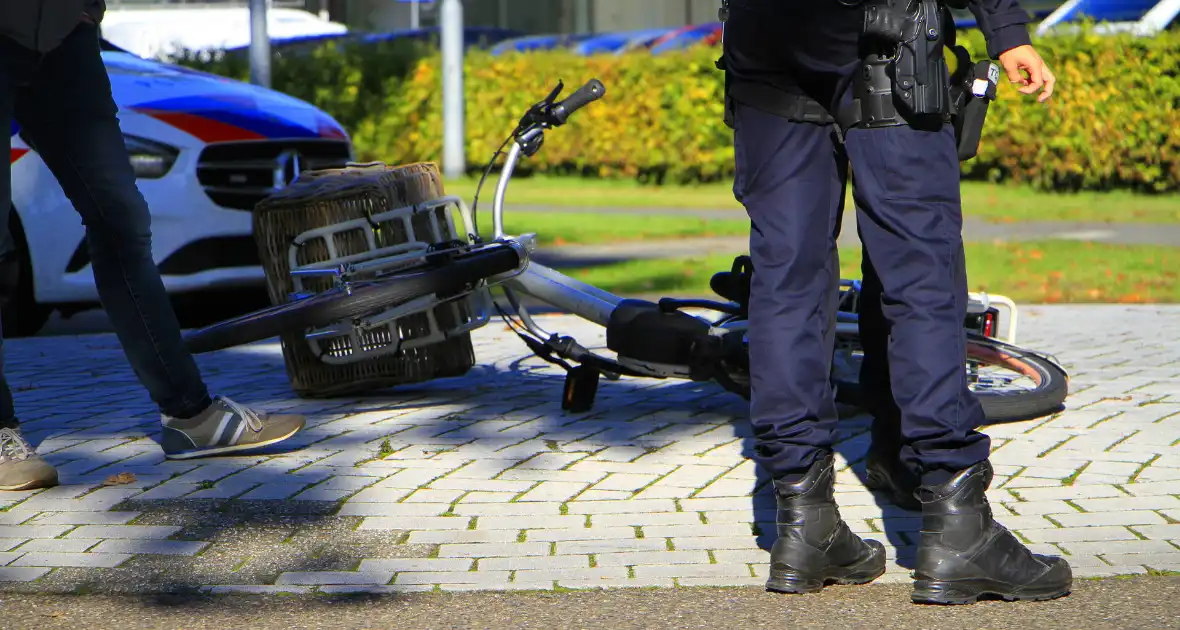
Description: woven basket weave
xmin=252 ymin=161 xmax=477 ymax=398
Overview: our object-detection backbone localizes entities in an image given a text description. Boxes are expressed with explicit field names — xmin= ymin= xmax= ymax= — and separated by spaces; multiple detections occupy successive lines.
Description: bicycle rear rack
xmin=285 ymin=195 xmax=493 ymax=365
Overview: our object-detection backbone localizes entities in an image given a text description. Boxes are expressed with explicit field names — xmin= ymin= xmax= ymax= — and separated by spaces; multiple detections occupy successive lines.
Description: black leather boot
xmin=864 ymin=446 xmax=921 ymax=511
xmin=767 ymin=453 xmax=887 ymax=594
xmin=912 ymin=460 xmax=1073 ymax=605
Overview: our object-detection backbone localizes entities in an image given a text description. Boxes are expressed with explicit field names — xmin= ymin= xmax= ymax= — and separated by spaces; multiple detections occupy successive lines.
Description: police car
xmin=7 ymin=41 xmax=354 ymax=337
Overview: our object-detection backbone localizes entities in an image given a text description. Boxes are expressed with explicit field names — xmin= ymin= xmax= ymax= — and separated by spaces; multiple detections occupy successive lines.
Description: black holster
xmin=842 ymin=0 xmax=951 ymax=130
xmin=837 ymin=0 xmax=999 ymax=161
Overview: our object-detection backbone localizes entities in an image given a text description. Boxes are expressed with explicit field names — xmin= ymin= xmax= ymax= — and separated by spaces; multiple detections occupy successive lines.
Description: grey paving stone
xmin=10 ymin=552 xmax=131 ymax=568
xmin=0 ymin=567 xmax=51 ymax=582
xmin=66 ymin=525 xmax=180 ymax=539
xmin=452 ymin=502 xmax=565 ymax=517
xmin=590 ymin=473 xmax=661 ymax=492
xmin=1073 ymin=495 xmax=1180 ymax=512
xmin=0 ymin=525 xmax=72 ymax=539
xmin=436 ymin=542 xmax=552 ymax=558
xmin=455 ymin=491 xmax=519 ymax=503
xmin=1102 ymin=552 xmax=1180 ymax=566
xmin=203 ymin=585 xmax=315 ymax=595
xmin=30 ymin=512 xmax=141 ymax=526
xmin=14 ymin=538 xmax=101 ymax=553
xmin=479 ymin=555 xmax=590 ymax=571
xmin=358 ymin=558 xmax=474 ymax=572
xmin=274 ymin=571 xmax=394 ymax=585
xmin=1129 ymin=523 xmax=1180 ymax=540
xmin=633 ymin=563 xmax=752 ymax=578
xmin=558 ymin=577 xmax=678 ymax=589
xmin=1060 ymin=539 xmax=1179 ymax=556
xmin=564 ymin=499 xmax=677 ymax=515
xmin=1050 ymin=510 xmax=1168 ymax=528
xmin=337 ymin=502 xmax=452 ymax=517
xmin=594 ymin=551 xmax=710 ymax=567
xmin=555 ymin=539 xmax=670 ymax=555
xmin=513 ymin=567 xmax=629 ymax=582
xmin=678 ymin=576 xmax=768 ymax=587
xmin=670 ymin=536 xmax=762 ymax=551
xmin=591 ymin=513 xmax=704 ymax=527
xmin=1122 ymin=481 xmax=1180 ymax=497
xmin=317 ymin=585 xmax=436 ymax=594
xmin=355 ymin=516 xmax=471 ymax=531
xmin=524 ymin=527 xmax=637 ymax=542
xmin=515 ymin=481 xmax=589 ymax=503
xmin=394 ymin=571 xmax=511 ymax=585
xmin=476 ymin=515 xmax=586 ymax=530
xmin=642 ymin=523 xmax=753 ymax=539
xmin=90 ymin=539 xmax=210 ymax=556
xmin=440 ymin=582 xmax=552 ymax=592
xmin=406 ymin=530 xmax=519 ymax=544
xmin=1074 ymin=566 xmax=1150 ymax=578
xmin=1020 ymin=526 xmax=1141 ymax=543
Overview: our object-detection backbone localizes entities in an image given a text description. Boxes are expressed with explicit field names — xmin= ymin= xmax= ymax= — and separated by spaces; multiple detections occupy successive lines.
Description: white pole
xmin=441 ymin=0 xmax=465 ymax=180
xmin=411 ymin=0 xmax=420 ymax=29
xmin=249 ymin=0 xmax=272 ymax=88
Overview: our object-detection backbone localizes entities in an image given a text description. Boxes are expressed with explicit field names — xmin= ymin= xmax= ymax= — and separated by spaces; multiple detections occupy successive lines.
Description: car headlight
xmin=123 ymin=134 xmax=178 ymax=179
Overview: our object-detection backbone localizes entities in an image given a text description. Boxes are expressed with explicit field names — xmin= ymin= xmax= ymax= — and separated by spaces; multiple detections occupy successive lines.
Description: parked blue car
xmin=571 ymin=28 xmax=675 ymax=55
xmin=490 ymin=33 xmax=598 ymax=55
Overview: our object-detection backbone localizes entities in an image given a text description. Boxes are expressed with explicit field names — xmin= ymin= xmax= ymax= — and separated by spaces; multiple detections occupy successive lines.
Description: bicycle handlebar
xmin=489 ymin=78 xmax=607 ymax=240
xmin=551 ymin=79 xmax=606 ymax=125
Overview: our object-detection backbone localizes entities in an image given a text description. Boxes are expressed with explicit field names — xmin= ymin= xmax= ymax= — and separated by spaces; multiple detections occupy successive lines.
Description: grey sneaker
xmin=0 ymin=427 xmax=59 ymax=491
xmin=161 ymin=396 xmax=306 ymax=460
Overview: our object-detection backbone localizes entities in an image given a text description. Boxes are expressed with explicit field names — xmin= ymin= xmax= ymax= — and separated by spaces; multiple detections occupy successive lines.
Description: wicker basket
xmin=252 ymin=161 xmax=478 ymax=398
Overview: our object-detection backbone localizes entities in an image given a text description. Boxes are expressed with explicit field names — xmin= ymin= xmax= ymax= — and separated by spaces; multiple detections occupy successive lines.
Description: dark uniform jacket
xmin=0 ymin=0 xmax=106 ymax=53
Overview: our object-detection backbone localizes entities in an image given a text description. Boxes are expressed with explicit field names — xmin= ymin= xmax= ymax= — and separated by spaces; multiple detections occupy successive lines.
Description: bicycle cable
xmin=469 ymin=132 xmax=515 ymax=240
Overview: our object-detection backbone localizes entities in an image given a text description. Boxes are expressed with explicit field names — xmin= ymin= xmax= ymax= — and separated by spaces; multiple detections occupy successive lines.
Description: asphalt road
xmin=1 ymin=577 xmax=1176 ymax=630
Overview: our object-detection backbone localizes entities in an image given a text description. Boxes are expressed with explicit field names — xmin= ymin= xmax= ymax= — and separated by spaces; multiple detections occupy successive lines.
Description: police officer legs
xmin=727 ymin=0 xmax=1071 ymax=604
xmin=735 ymin=105 xmax=889 ymax=594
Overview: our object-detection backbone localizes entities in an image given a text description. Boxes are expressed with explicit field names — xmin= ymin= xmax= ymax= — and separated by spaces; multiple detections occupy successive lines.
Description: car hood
xmin=102 ymin=52 xmax=349 ymax=143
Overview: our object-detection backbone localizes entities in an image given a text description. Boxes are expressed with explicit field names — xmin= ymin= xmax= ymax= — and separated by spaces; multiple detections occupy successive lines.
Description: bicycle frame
xmin=279 ymin=120 xmax=1019 ymax=381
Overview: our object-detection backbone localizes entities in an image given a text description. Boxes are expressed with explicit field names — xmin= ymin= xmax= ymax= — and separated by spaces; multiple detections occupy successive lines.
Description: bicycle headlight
xmin=123 ymin=134 xmax=178 ymax=179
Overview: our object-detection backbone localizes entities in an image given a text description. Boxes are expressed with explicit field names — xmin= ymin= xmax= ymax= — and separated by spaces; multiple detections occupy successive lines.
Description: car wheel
xmin=1 ymin=212 xmax=51 ymax=338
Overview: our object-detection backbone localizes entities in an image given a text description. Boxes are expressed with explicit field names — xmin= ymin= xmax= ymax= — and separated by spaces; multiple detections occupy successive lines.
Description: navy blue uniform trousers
xmin=733 ymin=102 xmax=992 ymax=487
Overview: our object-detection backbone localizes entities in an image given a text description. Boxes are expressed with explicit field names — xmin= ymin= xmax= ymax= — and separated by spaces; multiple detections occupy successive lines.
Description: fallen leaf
xmin=103 ymin=472 xmax=137 ymax=486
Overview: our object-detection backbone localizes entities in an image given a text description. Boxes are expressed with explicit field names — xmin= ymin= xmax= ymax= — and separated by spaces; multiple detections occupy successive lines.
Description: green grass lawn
xmin=565 ymin=241 xmax=1180 ymax=304
xmin=445 ymin=175 xmax=1180 ymax=224
xmin=471 ymin=210 xmax=749 ymax=246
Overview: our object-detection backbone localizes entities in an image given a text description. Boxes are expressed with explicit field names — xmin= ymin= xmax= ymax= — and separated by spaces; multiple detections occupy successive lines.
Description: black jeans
xmin=0 ymin=22 xmax=213 ymax=426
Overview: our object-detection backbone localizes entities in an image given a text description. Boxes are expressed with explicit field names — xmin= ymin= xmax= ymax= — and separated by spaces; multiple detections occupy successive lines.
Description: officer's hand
xmin=998 ymin=45 xmax=1055 ymax=103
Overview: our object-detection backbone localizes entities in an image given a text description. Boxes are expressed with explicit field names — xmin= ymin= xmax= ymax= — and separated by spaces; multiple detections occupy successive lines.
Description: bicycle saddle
xmin=710 ymin=255 xmax=753 ymax=313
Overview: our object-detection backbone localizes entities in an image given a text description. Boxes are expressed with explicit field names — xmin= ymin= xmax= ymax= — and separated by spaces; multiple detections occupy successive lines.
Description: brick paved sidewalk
xmin=0 ymin=305 xmax=1176 ymax=595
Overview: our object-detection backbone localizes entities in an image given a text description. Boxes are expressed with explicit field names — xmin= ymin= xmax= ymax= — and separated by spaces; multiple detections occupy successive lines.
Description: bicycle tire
xmin=183 ymin=245 xmax=521 ymax=355
xmin=719 ymin=335 xmax=1069 ymax=425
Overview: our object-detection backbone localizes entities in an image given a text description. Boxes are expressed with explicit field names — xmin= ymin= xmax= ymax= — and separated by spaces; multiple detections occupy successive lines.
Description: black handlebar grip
xmin=552 ymin=79 xmax=606 ymax=124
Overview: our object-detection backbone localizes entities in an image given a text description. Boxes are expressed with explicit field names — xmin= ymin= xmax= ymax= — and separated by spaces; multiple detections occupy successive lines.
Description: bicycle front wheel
xmin=718 ymin=334 xmax=1069 ymax=425
xmin=184 ymin=245 xmax=521 ymax=355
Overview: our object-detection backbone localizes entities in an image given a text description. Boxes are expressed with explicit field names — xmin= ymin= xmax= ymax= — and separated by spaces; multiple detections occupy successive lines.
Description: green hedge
xmin=173 ymin=28 xmax=1180 ymax=193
